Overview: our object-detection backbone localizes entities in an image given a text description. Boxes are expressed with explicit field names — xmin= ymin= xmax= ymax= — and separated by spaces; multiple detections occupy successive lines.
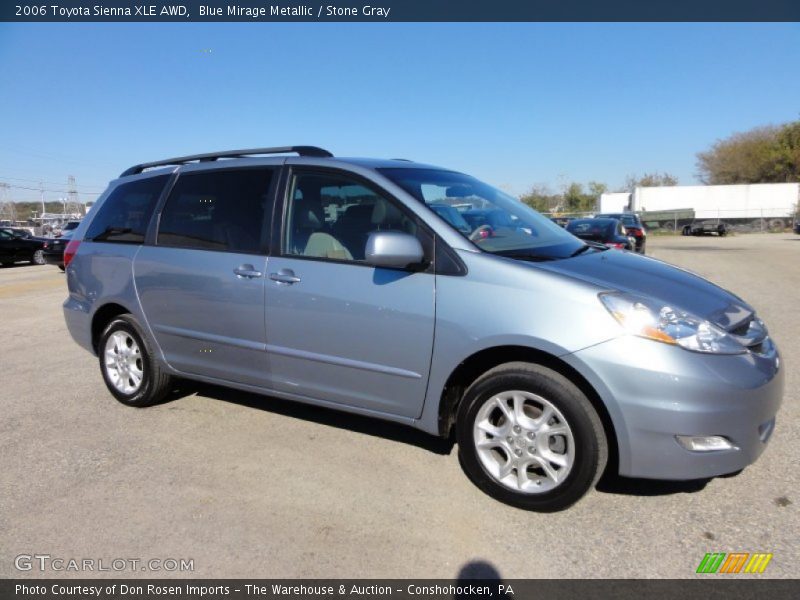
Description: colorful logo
xmin=697 ymin=552 xmax=773 ymax=574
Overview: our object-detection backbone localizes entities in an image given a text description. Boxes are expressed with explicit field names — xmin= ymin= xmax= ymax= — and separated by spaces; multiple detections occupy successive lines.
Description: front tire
xmin=98 ymin=315 xmax=172 ymax=407
xmin=456 ymin=362 xmax=607 ymax=512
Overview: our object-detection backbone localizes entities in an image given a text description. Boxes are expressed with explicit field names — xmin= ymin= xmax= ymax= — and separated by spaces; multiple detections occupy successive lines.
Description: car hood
xmin=536 ymin=249 xmax=753 ymax=330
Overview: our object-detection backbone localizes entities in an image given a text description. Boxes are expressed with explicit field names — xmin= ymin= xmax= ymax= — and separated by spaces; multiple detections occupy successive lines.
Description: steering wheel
xmin=469 ymin=224 xmax=493 ymax=242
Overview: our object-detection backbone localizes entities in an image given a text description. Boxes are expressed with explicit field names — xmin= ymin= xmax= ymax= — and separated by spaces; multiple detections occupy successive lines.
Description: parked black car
xmin=0 ymin=227 xmax=46 ymax=266
xmin=42 ymin=230 xmax=73 ymax=271
xmin=566 ymin=218 xmax=634 ymax=250
xmin=793 ymin=220 xmax=800 ymax=235
xmin=595 ymin=212 xmax=647 ymax=253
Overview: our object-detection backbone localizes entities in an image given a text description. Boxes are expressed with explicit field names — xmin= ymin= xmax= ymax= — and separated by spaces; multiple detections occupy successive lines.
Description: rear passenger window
xmin=85 ymin=175 xmax=169 ymax=244
xmin=157 ymin=169 xmax=274 ymax=254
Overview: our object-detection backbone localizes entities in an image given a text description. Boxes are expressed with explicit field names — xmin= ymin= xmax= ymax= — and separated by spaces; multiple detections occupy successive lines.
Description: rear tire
xmin=98 ymin=314 xmax=173 ymax=407
xmin=456 ymin=362 xmax=607 ymax=512
xmin=31 ymin=250 xmax=45 ymax=265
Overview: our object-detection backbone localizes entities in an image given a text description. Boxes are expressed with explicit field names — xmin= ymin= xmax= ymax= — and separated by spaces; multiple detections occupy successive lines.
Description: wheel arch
xmin=437 ymin=345 xmax=619 ymax=474
xmin=91 ymin=302 xmax=133 ymax=353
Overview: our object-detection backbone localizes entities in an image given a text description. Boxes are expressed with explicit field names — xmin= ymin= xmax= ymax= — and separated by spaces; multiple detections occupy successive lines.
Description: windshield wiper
xmin=496 ymin=250 xmax=557 ymax=262
xmin=570 ymin=244 xmax=592 ymax=257
xmin=570 ymin=241 xmax=607 ymax=257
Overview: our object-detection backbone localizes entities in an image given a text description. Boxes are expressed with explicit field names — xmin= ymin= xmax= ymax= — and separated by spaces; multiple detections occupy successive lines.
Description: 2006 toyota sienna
xmin=63 ymin=146 xmax=783 ymax=511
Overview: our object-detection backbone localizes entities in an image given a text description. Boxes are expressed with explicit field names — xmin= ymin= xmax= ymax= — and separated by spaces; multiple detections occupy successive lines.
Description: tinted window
xmin=567 ymin=219 xmax=615 ymax=238
xmin=285 ymin=172 xmax=417 ymax=262
xmin=158 ymin=169 xmax=274 ymax=254
xmin=599 ymin=213 xmax=638 ymax=227
xmin=86 ymin=175 xmax=169 ymax=243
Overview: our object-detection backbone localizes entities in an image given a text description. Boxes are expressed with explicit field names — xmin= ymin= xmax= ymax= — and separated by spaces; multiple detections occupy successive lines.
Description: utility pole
xmin=0 ymin=182 xmax=15 ymax=224
xmin=66 ymin=175 xmax=80 ymax=217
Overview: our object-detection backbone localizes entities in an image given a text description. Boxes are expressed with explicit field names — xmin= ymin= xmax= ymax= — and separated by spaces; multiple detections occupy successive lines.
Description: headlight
xmin=599 ymin=292 xmax=746 ymax=355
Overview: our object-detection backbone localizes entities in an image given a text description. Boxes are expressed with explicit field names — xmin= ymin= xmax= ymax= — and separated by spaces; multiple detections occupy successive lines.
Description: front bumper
xmin=566 ymin=335 xmax=783 ymax=480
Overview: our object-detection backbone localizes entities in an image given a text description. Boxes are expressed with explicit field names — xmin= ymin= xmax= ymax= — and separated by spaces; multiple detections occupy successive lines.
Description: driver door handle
xmin=269 ymin=269 xmax=301 ymax=285
xmin=233 ymin=264 xmax=263 ymax=279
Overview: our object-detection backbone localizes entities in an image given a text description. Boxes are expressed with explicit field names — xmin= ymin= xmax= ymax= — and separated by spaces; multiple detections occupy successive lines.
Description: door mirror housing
xmin=365 ymin=231 xmax=425 ymax=270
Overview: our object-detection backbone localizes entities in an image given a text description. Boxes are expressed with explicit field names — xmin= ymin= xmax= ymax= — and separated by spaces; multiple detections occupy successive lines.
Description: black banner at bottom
xmin=2 ymin=580 xmax=799 ymax=600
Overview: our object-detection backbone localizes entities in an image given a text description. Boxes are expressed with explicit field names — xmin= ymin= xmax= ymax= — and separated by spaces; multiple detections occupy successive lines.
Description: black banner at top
xmin=2 ymin=0 xmax=800 ymax=22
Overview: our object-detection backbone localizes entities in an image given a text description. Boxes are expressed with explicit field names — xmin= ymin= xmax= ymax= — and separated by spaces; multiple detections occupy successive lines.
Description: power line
xmin=1 ymin=183 xmax=102 ymax=196
xmin=0 ymin=174 xmax=107 ymax=190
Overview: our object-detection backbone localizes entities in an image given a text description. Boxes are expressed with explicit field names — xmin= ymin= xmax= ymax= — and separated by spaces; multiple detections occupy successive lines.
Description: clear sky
xmin=1 ymin=22 xmax=799 ymax=204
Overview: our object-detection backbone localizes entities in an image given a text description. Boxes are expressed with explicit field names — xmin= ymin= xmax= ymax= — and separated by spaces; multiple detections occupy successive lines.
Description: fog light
xmin=676 ymin=435 xmax=736 ymax=452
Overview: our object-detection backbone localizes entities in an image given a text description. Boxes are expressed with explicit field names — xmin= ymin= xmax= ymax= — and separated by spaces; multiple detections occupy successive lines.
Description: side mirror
xmin=365 ymin=231 xmax=425 ymax=270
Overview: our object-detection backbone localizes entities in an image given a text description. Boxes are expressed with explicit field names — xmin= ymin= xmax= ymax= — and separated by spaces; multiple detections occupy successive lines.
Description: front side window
xmin=380 ymin=168 xmax=585 ymax=260
xmin=285 ymin=172 xmax=418 ymax=262
xmin=158 ymin=168 xmax=274 ymax=254
xmin=85 ymin=175 xmax=169 ymax=244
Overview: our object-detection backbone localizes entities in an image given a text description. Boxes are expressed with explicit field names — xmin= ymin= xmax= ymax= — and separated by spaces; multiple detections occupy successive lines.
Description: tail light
xmin=632 ymin=229 xmax=643 ymax=237
xmin=64 ymin=239 xmax=81 ymax=267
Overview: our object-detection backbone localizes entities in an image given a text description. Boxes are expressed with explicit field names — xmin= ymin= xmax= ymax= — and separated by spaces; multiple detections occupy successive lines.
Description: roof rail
xmin=120 ymin=146 xmax=333 ymax=177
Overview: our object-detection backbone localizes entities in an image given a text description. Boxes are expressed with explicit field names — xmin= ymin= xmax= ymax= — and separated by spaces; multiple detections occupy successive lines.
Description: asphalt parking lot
xmin=1 ymin=233 xmax=797 ymax=579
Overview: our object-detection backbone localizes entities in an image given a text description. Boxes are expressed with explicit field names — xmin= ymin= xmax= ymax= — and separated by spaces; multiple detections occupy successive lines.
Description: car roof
xmin=598 ymin=212 xmax=638 ymax=220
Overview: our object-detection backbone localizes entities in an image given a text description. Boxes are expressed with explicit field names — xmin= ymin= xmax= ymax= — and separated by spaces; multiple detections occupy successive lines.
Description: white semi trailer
xmin=600 ymin=183 xmax=799 ymax=232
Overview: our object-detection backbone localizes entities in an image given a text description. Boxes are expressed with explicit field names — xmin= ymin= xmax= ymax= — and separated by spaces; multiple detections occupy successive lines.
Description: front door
xmin=135 ymin=166 xmax=276 ymax=387
xmin=263 ymin=169 xmax=435 ymax=418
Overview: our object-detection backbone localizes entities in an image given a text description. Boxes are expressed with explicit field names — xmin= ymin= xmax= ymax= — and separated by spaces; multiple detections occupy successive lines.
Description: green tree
xmin=624 ymin=172 xmax=679 ymax=190
xmin=588 ymin=181 xmax=608 ymax=198
xmin=563 ymin=183 xmax=586 ymax=212
xmin=520 ymin=185 xmax=558 ymax=213
xmin=696 ymin=120 xmax=800 ymax=184
xmin=773 ymin=121 xmax=800 ymax=182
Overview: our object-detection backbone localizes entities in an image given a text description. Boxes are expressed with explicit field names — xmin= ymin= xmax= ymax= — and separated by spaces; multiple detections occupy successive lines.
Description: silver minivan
xmin=63 ymin=147 xmax=783 ymax=511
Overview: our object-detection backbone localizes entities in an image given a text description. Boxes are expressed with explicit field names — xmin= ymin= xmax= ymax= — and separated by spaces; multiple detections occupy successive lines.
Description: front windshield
xmin=380 ymin=168 xmax=584 ymax=259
